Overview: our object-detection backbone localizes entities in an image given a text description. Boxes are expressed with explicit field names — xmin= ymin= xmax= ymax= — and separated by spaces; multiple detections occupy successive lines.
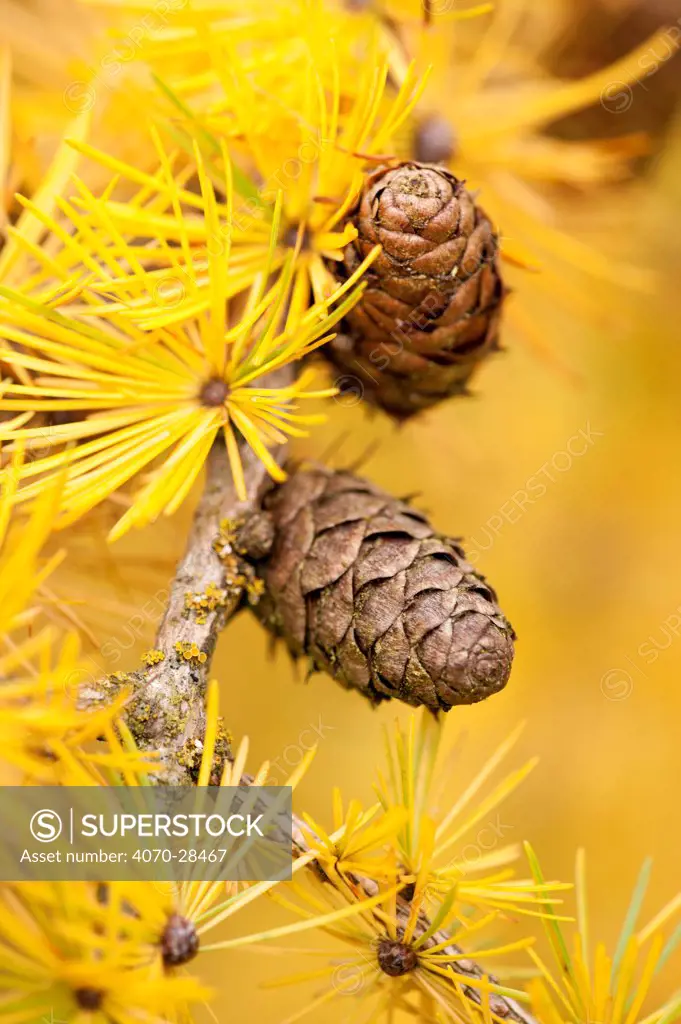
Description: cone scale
xmin=240 ymin=465 xmax=515 ymax=713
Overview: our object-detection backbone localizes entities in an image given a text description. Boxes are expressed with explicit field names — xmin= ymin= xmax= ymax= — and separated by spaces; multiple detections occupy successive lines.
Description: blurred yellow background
xmin=14 ymin=0 xmax=678 ymax=1018
xmin=51 ymin=114 xmax=681 ymax=1021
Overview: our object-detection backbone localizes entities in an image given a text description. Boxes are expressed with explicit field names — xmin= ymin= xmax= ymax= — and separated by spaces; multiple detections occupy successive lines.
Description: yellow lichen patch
xmin=245 ymin=577 xmax=265 ymax=606
xmin=213 ymin=521 xmax=248 ymax=588
xmin=109 ymin=671 xmax=131 ymax=685
xmin=213 ymin=518 xmax=243 ymax=560
xmin=184 ymin=583 xmax=229 ymax=625
xmin=213 ymin=518 xmax=267 ymax=606
xmin=141 ymin=649 xmax=165 ymax=667
xmin=174 ymin=641 xmax=208 ymax=665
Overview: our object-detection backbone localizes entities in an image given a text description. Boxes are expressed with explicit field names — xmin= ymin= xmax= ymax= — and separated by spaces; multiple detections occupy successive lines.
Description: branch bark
xmin=79 ymin=423 xmax=538 ymax=1022
xmin=79 ymin=439 xmax=276 ymax=784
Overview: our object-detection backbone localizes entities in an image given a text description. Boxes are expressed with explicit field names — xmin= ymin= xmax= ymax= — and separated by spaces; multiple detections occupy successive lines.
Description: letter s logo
xmin=30 ymin=809 xmax=63 ymax=843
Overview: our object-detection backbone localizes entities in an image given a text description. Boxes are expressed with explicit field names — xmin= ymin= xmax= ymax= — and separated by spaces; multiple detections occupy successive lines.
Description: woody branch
xmin=78 ymin=426 xmax=537 ymax=1024
xmin=77 ymin=437 xmax=276 ymax=785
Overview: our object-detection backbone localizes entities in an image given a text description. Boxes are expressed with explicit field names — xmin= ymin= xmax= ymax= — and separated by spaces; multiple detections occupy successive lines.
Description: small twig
xmin=288 ymin=822 xmax=538 ymax=1024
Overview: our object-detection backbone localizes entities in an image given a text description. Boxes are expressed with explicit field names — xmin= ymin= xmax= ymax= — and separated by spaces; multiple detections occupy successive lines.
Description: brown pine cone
xmin=239 ymin=465 xmax=515 ymax=713
xmin=327 ymin=162 xmax=505 ymax=419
